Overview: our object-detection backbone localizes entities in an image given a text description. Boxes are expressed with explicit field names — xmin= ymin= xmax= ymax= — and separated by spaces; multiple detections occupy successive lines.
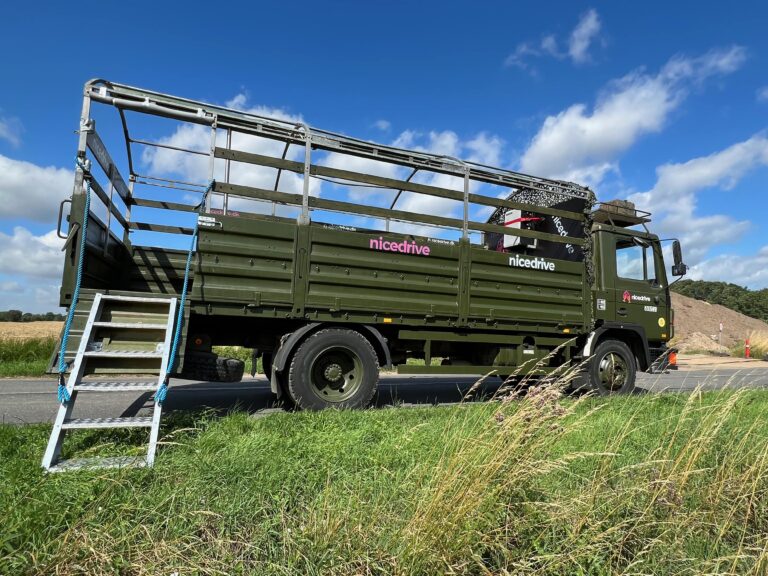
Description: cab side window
xmin=616 ymin=240 xmax=656 ymax=283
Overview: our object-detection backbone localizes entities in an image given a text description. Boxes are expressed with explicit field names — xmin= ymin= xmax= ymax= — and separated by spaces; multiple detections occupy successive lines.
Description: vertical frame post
xmin=223 ymin=128 xmax=232 ymax=215
xmin=124 ymin=178 xmax=134 ymax=245
xmin=103 ymin=164 xmax=115 ymax=257
xmin=298 ymin=123 xmax=312 ymax=225
xmin=206 ymin=117 xmax=218 ymax=212
xmin=462 ymin=167 xmax=470 ymax=241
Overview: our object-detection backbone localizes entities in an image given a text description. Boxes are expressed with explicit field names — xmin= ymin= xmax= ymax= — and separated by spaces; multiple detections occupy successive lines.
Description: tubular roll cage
xmin=69 ymin=79 xmax=595 ymax=250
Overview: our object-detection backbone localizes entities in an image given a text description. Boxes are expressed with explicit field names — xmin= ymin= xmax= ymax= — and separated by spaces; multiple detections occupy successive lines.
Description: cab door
xmin=611 ymin=235 xmax=668 ymax=342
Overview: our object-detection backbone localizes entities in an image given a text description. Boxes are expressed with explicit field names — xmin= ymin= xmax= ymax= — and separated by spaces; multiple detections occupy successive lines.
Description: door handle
xmin=617 ymin=307 xmax=628 ymax=317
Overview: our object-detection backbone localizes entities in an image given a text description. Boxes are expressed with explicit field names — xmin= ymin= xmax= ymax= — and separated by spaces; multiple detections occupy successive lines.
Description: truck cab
xmin=586 ymin=201 xmax=684 ymax=390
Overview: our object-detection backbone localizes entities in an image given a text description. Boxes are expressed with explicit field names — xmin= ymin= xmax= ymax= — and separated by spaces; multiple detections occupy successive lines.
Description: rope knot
xmin=57 ymin=373 xmax=71 ymax=404
xmin=155 ymin=381 xmax=169 ymax=405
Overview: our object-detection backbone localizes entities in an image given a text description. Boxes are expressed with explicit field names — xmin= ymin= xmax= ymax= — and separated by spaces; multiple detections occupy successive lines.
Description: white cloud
xmin=465 ymin=132 xmax=504 ymax=167
xmin=630 ymin=133 xmax=768 ymax=214
xmin=0 ymin=155 xmax=73 ymax=221
xmin=0 ymin=116 xmax=23 ymax=147
xmin=629 ymin=134 xmax=768 ymax=266
xmin=519 ymin=46 xmax=747 ymax=185
xmin=0 ymin=280 xmax=24 ymax=293
xmin=0 ymin=279 xmax=62 ymax=313
xmin=0 ymin=227 xmax=64 ymax=279
xmin=688 ymin=246 xmax=768 ymax=289
xmin=504 ymin=9 xmax=604 ymax=72
xmin=373 ymin=119 xmax=391 ymax=131
xmin=569 ymin=9 xmax=602 ymax=64
xmin=504 ymin=42 xmax=541 ymax=72
xmin=757 ymin=86 xmax=768 ymax=103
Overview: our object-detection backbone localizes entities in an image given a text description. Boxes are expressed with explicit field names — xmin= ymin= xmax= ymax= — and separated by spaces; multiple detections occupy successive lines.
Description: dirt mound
xmin=672 ymin=331 xmax=730 ymax=355
xmin=0 ymin=322 xmax=62 ymax=339
xmin=671 ymin=293 xmax=768 ymax=353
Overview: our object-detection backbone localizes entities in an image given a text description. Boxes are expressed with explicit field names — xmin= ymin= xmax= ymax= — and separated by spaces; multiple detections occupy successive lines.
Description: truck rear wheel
xmin=589 ymin=340 xmax=636 ymax=395
xmin=287 ymin=328 xmax=379 ymax=410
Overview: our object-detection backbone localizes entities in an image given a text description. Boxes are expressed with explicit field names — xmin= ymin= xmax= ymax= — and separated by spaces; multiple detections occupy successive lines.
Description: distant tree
xmin=7 ymin=310 xmax=22 ymax=322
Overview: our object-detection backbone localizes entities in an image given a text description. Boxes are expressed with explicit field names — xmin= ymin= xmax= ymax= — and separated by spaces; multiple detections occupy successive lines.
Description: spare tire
xmin=181 ymin=350 xmax=245 ymax=382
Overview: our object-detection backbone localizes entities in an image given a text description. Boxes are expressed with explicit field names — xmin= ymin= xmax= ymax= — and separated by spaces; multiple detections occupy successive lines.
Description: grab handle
xmin=56 ymin=199 xmax=72 ymax=239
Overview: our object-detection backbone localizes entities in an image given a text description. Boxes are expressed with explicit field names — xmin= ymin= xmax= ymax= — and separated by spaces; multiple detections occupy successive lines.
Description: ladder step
xmin=47 ymin=455 xmax=148 ymax=473
xmin=100 ymin=295 xmax=173 ymax=304
xmin=92 ymin=322 xmax=167 ymax=329
xmin=75 ymin=381 xmax=158 ymax=392
xmin=84 ymin=350 xmax=163 ymax=358
xmin=62 ymin=416 xmax=153 ymax=429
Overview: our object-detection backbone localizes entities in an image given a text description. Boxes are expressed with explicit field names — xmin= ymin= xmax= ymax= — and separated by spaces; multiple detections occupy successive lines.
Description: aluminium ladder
xmin=42 ymin=293 xmax=178 ymax=472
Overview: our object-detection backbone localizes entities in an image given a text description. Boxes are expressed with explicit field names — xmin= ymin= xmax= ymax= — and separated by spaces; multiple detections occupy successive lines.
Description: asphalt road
xmin=3 ymin=366 xmax=768 ymax=425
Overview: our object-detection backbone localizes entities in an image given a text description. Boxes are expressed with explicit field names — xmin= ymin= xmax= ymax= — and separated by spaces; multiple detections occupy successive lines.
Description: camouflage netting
xmin=483 ymin=186 xmax=594 ymax=264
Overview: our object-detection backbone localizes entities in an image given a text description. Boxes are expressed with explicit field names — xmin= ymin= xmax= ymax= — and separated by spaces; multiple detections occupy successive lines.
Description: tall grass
xmin=731 ymin=331 xmax=768 ymax=359
xmin=2 ymin=381 xmax=768 ymax=574
xmin=0 ymin=337 xmax=55 ymax=377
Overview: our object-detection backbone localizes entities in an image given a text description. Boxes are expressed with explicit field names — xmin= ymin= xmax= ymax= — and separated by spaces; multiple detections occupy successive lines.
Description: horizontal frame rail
xmin=132 ymin=198 xmax=199 ymax=212
xmin=213 ymin=181 xmax=585 ymax=246
xmin=214 ymin=147 xmax=586 ymax=222
xmin=86 ymin=130 xmax=131 ymax=203
xmin=89 ymin=177 xmax=129 ymax=230
xmin=128 ymin=222 xmax=195 ymax=235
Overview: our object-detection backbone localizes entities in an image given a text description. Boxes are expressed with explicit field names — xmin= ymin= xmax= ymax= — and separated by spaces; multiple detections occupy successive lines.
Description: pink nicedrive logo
xmin=369 ymin=237 xmax=431 ymax=256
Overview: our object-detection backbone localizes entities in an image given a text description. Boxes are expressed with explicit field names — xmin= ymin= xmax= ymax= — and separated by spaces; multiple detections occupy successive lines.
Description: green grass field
xmin=2 ymin=387 xmax=768 ymax=575
xmin=0 ymin=337 xmax=56 ymax=377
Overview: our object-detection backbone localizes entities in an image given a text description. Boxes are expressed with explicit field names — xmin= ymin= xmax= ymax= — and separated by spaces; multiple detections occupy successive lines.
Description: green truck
xmin=53 ymin=79 xmax=687 ymax=415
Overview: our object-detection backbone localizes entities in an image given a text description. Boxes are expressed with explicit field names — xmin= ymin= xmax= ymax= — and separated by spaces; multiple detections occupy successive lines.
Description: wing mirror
xmin=671 ymin=240 xmax=688 ymax=276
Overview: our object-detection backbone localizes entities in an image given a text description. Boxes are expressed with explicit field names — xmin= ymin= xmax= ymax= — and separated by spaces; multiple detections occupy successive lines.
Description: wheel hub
xmin=598 ymin=352 xmax=627 ymax=390
xmin=324 ymin=363 xmax=343 ymax=383
xmin=308 ymin=346 xmax=364 ymax=403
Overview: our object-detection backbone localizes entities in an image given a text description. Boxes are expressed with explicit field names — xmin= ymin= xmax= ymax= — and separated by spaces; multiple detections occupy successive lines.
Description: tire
xmin=589 ymin=340 xmax=636 ymax=395
xmin=181 ymin=351 xmax=245 ymax=383
xmin=262 ymin=351 xmax=273 ymax=380
xmin=287 ymin=328 xmax=379 ymax=410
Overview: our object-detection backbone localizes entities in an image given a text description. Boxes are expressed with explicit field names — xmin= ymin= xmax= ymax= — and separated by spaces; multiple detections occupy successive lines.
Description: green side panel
xmin=468 ymin=246 xmax=586 ymax=328
xmin=304 ymin=226 xmax=460 ymax=317
xmin=193 ymin=215 xmax=295 ymax=307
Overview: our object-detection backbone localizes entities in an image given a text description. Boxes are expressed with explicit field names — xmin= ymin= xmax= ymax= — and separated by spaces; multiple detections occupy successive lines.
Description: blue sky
xmin=1 ymin=0 xmax=768 ymax=312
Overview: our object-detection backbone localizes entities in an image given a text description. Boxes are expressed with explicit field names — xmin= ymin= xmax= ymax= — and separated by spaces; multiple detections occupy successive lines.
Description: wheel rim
xmin=598 ymin=352 xmax=628 ymax=391
xmin=308 ymin=345 xmax=364 ymax=403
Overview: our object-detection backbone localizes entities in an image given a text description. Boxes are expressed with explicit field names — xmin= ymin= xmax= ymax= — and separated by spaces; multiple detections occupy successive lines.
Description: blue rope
xmin=56 ymin=158 xmax=91 ymax=404
xmin=157 ymin=180 xmax=214 ymax=405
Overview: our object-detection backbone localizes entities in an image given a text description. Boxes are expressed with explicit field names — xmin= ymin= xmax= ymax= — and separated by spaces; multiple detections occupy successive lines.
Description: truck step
xmin=92 ymin=322 xmax=167 ymax=330
xmin=47 ymin=455 xmax=148 ymax=473
xmin=75 ymin=381 xmax=158 ymax=392
xmin=42 ymin=291 xmax=178 ymax=472
xmin=100 ymin=295 xmax=173 ymax=304
xmin=62 ymin=416 xmax=153 ymax=429
xmin=83 ymin=350 xmax=163 ymax=358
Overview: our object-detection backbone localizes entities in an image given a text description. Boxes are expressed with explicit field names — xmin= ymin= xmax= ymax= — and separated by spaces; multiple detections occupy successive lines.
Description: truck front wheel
xmin=589 ymin=340 xmax=636 ymax=395
xmin=287 ymin=328 xmax=379 ymax=410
